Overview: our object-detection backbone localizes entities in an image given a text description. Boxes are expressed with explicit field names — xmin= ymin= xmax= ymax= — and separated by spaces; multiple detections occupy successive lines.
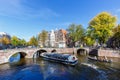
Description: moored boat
xmin=40 ymin=53 xmax=78 ymax=65
xmin=88 ymin=56 xmax=112 ymax=63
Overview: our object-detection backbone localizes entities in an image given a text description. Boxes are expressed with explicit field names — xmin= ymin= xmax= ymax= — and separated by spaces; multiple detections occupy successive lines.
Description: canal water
xmin=0 ymin=55 xmax=120 ymax=80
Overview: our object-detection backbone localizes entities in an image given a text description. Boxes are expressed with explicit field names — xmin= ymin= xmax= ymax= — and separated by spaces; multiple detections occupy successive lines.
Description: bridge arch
xmin=33 ymin=49 xmax=47 ymax=58
xmin=8 ymin=52 xmax=27 ymax=62
xmin=51 ymin=49 xmax=57 ymax=53
xmin=77 ymin=48 xmax=88 ymax=55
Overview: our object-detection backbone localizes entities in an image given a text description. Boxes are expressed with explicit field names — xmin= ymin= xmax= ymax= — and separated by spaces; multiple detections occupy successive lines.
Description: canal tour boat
xmin=40 ymin=53 xmax=78 ymax=65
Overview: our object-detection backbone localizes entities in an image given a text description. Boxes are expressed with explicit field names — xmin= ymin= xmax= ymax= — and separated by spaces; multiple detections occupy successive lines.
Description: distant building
xmin=55 ymin=29 xmax=67 ymax=48
xmin=44 ymin=29 xmax=67 ymax=48
xmin=0 ymin=32 xmax=11 ymax=39
xmin=48 ymin=30 xmax=56 ymax=47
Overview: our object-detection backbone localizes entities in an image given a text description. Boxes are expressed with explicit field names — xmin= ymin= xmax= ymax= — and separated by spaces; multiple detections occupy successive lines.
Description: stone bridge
xmin=0 ymin=47 xmax=90 ymax=64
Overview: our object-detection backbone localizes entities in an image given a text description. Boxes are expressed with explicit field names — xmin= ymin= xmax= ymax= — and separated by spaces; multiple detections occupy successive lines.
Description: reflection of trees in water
xmin=77 ymin=55 xmax=88 ymax=63
xmin=9 ymin=52 xmax=27 ymax=63
xmin=9 ymin=58 xmax=26 ymax=67
xmin=9 ymin=53 xmax=20 ymax=63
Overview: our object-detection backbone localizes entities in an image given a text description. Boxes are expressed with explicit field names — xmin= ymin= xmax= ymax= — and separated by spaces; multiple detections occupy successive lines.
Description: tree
xmin=11 ymin=36 xmax=20 ymax=47
xmin=67 ymin=24 xmax=85 ymax=47
xmin=107 ymin=32 xmax=120 ymax=48
xmin=88 ymin=12 xmax=117 ymax=46
xmin=19 ymin=39 xmax=27 ymax=46
xmin=84 ymin=28 xmax=95 ymax=46
xmin=113 ymin=32 xmax=120 ymax=48
xmin=38 ymin=30 xmax=48 ymax=47
xmin=107 ymin=24 xmax=120 ymax=48
xmin=84 ymin=36 xmax=95 ymax=46
xmin=113 ymin=24 xmax=120 ymax=34
xmin=29 ymin=36 xmax=38 ymax=47
xmin=0 ymin=36 xmax=11 ymax=45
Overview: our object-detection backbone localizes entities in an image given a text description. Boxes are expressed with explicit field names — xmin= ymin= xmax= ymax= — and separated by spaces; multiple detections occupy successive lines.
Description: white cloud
xmin=0 ymin=0 xmax=59 ymax=19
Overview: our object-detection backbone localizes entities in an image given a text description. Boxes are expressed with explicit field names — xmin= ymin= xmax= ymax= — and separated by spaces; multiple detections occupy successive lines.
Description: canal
xmin=0 ymin=55 xmax=120 ymax=80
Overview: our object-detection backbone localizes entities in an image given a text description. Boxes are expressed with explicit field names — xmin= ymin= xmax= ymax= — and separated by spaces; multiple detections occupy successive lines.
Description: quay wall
xmin=98 ymin=49 xmax=120 ymax=58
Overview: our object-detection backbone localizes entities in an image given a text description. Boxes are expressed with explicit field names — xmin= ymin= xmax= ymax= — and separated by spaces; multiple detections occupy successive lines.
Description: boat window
xmin=45 ymin=53 xmax=70 ymax=60
xmin=72 ymin=57 xmax=75 ymax=60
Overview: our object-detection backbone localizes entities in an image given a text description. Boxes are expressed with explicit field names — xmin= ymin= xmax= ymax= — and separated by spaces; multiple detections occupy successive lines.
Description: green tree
xmin=84 ymin=28 xmax=96 ymax=46
xmin=88 ymin=12 xmax=117 ymax=45
xmin=11 ymin=36 xmax=20 ymax=47
xmin=67 ymin=24 xmax=85 ymax=47
xmin=38 ymin=30 xmax=48 ymax=47
xmin=84 ymin=36 xmax=95 ymax=46
xmin=19 ymin=39 xmax=27 ymax=46
xmin=29 ymin=36 xmax=38 ymax=47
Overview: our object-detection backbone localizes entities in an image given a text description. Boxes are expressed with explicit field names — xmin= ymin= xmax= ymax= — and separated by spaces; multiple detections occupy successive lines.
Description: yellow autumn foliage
xmin=1 ymin=36 xmax=11 ymax=45
xmin=88 ymin=12 xmax=117 ymax=44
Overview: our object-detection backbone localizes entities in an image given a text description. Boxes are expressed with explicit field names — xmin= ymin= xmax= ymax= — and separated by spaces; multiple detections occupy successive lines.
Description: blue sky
xmin=0 ymin=0 xmax=120 ymax=41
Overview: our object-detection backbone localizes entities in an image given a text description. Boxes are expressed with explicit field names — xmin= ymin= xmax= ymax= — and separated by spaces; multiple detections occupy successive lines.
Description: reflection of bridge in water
xmin=0 ymin=47 xmax=90 ymax=64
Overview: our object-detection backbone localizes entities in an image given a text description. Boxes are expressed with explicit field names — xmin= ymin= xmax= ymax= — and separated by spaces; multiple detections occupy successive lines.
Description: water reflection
xmin=9 ymin=53 xmax=21 ymax=63
xmin=0 ymin=55 xmax=120 ymax=80
xmin=9 ymin=58 xmax=26 ymax=67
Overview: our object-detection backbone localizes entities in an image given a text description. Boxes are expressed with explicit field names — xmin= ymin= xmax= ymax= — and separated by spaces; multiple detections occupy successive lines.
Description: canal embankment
xmin=89 ymin=48 xmax=120 ymax=62
xmin=98 ymin=49 xmax=120 ymax=58
xmin=89 ymin=48 xmax=120 ymax=58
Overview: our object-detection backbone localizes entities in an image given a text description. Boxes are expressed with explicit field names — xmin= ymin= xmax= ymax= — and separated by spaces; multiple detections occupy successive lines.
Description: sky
xmin=0 ymin=0 xmax=120 ymax=41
